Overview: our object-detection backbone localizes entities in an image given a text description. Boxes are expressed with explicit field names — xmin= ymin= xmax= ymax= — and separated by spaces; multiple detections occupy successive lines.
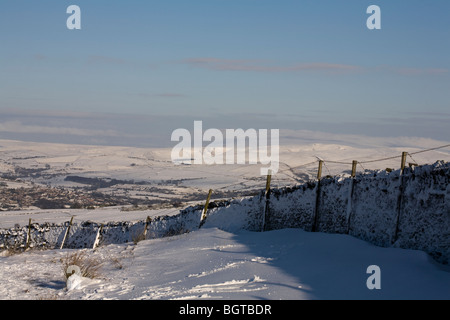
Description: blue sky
xmin=0 ymin=1 xmax=449 ymax=146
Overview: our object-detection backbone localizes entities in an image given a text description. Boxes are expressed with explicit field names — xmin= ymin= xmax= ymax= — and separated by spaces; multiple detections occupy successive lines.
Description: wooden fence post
xmin=351 ymin=160 xmax=358 ymax=178
xmin=143 ymin=216 xmax=151 ymax=238
xmin=25 ymin=218 xmax=32 ymax=250
xmin=200 ymin=189 xmax=213 ymax=227
xmin=394 ymin=152 xmax=408 ymax=243
xmin=346 ymin=161 xmax=358 ymax=234
xmin=400 ymin=152 xmax=407 ymax=175
xmin=261 ymin=170 xmax=272 ymax=232
xmin=92 ymin=223 xmax=104 ymax=250
xmin=60 ymin=216 xmax=74 ymax=250
xmin=317 ymin=160 xmax=323 ymax=180
xmin=312 ymin=161 xmax=323 ymax=232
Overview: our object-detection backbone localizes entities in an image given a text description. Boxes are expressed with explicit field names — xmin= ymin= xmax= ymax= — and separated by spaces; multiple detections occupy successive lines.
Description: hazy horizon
xmin=1 ymin=1 xmax=449 ymax=148
xmin=1 ymin=108 xmax=449 ymax=150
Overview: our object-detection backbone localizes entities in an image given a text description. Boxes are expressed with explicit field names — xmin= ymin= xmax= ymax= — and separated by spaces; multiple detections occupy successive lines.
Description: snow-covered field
xmin=1 ymin=134 xmax=449 ymax=195
xmin=0 ymin=135 xmax=449 ymax=301
xmin=1 ymin=227 xmax=449 ymax=300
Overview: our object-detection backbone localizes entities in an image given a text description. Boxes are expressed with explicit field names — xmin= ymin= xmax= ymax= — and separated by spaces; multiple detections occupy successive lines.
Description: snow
xmin=1 ymin=137 xmax=449 ymax=194
xmin=66 ymin=274 xmax=82 ymax=291
xmin=0 ymin=206 xmax=183 ymax=230
xmin=0 ymin=137 xmax=449 ymax=300
xmin=0 ymin=227 xmax=448 ymax=300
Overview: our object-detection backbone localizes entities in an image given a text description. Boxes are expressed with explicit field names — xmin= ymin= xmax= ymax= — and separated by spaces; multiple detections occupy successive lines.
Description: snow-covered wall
xmin=1 ymin=161 xmax=448 ymax=264
xmin=0 ymin=210 xmax=203 ymax=251
xmin=203 ymin=161 xmax=449 ymax=264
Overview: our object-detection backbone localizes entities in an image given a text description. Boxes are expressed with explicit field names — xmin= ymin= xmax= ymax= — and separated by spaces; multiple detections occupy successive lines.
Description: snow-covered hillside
xmin=1 ymin=163 xmax=449 ymax=301
xmin=0 ymin=136 xmax=449 ymax=301
xmin=1 ymin=135 xmax=449 ymax=199
xmin=2 ymin=161 xmax=447 ymax=265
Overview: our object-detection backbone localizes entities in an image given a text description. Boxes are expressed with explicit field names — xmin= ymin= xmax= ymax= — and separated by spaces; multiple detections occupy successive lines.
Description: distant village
xmin=0 ymin=180 xmax=125 ymax=211
xmin=0 ymin=166 xmax=244 ymax=211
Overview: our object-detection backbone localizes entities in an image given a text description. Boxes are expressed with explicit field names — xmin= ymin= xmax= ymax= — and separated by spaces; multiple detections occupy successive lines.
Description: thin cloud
xmin=153 ymin=93 xmax=189 ymax=98
xmin=395 ymin=67 xmax=449 ymax=76
xmin=404 ymin=111 xmax=450 ymax=118
xmin=87 ymin=55 xmax=126 ymax=65
xmin=376 ymin=65 xmax=449 ymax=76
xmin=0 ymin=121 xmax=123 ymax=137
xmin=182 ymin=58 xmax=362 ymax=74
xmin=33 ymin=54 xmax=47 ymax=61
xmin=137 ymin=93 xmax=189 ymax=98
xmin=0 ymin=108 xmax=126 ymax=121
xmin=182 ymin=58 xmax=449 ymax=77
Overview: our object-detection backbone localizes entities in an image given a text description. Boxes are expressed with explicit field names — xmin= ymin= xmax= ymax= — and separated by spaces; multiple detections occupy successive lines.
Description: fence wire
xmin=0 ymin=143 xmax=449 ymax=234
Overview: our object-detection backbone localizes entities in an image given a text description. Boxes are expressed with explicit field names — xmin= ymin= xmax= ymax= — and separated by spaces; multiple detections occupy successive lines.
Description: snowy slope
xmin=1 ymin=135 xmax=449 ymax=194
xmin=1 ymin=227 xmax=449 ymax=300
xmin=0 ymin=136 xmax=449 ymax=300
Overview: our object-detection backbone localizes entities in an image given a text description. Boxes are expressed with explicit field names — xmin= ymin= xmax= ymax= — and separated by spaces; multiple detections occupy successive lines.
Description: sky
xmin=0 ymin=0 xmax=449 ymax=147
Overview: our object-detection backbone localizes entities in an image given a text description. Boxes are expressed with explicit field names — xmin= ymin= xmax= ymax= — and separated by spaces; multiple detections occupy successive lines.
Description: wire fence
xmin=208 ymin=143 xmax=450 ymax=193
xmin=0 ymin=143 xmax=449 ymax=252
